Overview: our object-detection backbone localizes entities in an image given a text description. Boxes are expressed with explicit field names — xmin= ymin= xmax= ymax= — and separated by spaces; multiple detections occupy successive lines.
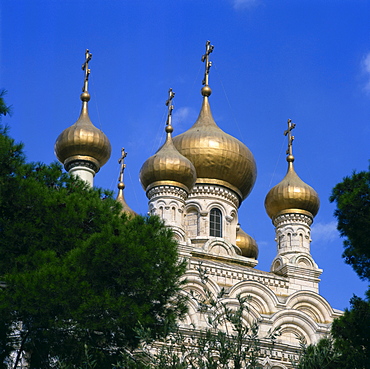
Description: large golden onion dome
xmin=265 ymin=155 xmax=320 ymax=219
xmin=55 ymin=92 xmax=111 ymax=173
xmin=236 ymin=225 xmax=259 ymax=259
xmin=172 ymin=88 xmax=256 ymax=201
xmin=140 ymin=89 xmax=197 ymax=193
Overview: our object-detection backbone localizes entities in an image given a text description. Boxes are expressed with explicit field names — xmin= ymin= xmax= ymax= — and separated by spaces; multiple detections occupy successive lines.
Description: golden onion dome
xmin=140 ymin=89 xmax=197 ymax=193
xmin=116 ymin=149 xmax=137 ymax=216
xmin=236 ymin=225 xmax=259 ymax=259
xmin=264 ymin=154 xmax=320 ymax=220
xmin=172 ymin=88 xmax=256 ymax=202
xmin=54 ymin=91 xmax=111 ymax=173
xmin=140 ymin=125 xmax=197 ymax=193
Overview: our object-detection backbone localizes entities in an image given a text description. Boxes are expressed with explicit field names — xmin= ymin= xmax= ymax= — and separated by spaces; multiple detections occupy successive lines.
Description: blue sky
xmin=1 ymin=0 xmax=369 ymax=311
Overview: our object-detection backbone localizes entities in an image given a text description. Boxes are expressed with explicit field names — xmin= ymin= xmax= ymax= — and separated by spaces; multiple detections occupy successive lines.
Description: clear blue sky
xmin=1 ymin=0 xmax=369 ymax=311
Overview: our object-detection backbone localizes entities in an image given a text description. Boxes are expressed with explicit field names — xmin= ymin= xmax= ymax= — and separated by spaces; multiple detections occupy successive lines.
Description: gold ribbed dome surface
xmin=172 ymin=96 xmax=256 ymax=201
xmin=55 ymin=93 xmax=111 ymax=171
xmin=265 ymin=156 xmax=320 ymax=219
xmin=236 ymin=226 xmax=258 ymax=259
xmin=140 ymin=126 xmax=197 ymax=193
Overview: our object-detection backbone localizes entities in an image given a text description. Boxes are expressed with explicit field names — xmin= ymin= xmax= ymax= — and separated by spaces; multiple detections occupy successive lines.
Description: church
xmin=54 ymin=45 xmax=341 ymax=368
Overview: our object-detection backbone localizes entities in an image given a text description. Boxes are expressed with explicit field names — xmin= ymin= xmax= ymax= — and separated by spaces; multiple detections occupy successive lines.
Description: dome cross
xmin=118 ymin=148 xmax=127 ymax=184
xmin=284 ymin=119 xmax=296 ymax=156
xmin=81 ymin=49 xmax=92 ymax=93
xmin=165 ymin=88 xmax=175 ymax=127
xmin=201 ymin=40 xmax=214 ymax=86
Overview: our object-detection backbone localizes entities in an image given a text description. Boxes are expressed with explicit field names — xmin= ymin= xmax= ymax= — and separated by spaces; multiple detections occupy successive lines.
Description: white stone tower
xmin=265 ymin=119 xmax=322 ymax=293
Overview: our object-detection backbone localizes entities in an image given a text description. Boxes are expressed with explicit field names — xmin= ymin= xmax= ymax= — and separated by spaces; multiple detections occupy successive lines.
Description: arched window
xmin=210 ymin=208 xmax=222 ymax=237
xmin=299 ymin=233 xmax=303 ymax=247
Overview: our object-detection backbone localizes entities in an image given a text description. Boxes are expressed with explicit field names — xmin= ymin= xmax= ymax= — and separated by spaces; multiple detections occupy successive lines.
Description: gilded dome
xmin=172 ymin=93 xmax=256 ymax=202
xmin=265 ymin=155 xmax=320 ymax=220
xmin=55 ymin=92 xmax=111 ymax=173
xmin=140 ymin=125 xmax=197 ymax=193
xmin=236 ymin=225 xmax=259 ymax=259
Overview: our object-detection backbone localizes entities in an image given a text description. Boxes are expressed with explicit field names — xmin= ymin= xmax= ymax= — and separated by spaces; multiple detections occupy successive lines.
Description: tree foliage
xmin=330 ymin=292 xmax=370 ymax=368
xmin=0 ymin=90 xmax=11 ymax=118
xmin=0 ymin=125 xmax=187 ymax=369
xmin=329 ymin=167 xmax=370 ymax=281
xmin=294 ymin=337 xmax=340 ymax=369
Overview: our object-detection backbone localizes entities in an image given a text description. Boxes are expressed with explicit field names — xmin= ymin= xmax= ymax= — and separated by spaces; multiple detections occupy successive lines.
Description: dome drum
xmin=143 ymin=180 xmax=193 ymax=194
xmin=64 ymin=155 xmax=100 ymax=173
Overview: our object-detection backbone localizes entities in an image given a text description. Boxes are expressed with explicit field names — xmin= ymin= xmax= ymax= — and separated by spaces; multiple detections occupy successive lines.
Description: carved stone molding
xmin=147 ymin=185 xmax=188 ymax=201
xmin=65 ymin=159 xmax=98 ymax=173
xmin=189 ymin=184 xmax=239 ymax=208
xmin=273 ymin=213 xmax=313 ymax=228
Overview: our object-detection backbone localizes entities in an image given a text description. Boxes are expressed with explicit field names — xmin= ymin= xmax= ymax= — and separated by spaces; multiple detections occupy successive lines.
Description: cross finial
xmin=82 ymin=49 xmax=92 ymax=93
xmin=284 ymin=119 xmax=296 ymax=156
xmin=165 ymin=88 xmax=175 ymax=127
xmin=118 ymin=148 xmax=127 ymax=183
xmin=201 ymin=40 xmax=214 ymax=86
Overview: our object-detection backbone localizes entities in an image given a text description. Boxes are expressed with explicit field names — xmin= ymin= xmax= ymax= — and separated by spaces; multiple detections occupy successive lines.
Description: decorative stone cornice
xmin=273 ymin=212 xmax=313 ymax=227
xmin=189 ymin=184 xmax=239 ymax=208
xmin=187 ymin=258 xmax=289 ymax=290
xmin=273 ymin=263 xmax=322 ymax=281
xmin=147 ymin=185 xmax=188 ymax=201
xmin=65 ymin=159 xmax=99 ymax=173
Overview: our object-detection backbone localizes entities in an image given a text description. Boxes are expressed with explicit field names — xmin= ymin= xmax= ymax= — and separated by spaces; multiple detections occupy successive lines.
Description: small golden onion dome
xmin=54 ymin=92 xmax=111 ymax=173
xmin=117 ymin=182 xmax=137 ymax=217
xmin=236 ymin=225 xmax=259 ymax=259
xmin=172 ymin=93 xmax=256 ymax=202
xmin=116 ymin=149 xmax=137 ymax=216
xmin=140 ymin=125 xmax=197 ymax=193
xmin=264 ymin=155 xmax=320 ymax=220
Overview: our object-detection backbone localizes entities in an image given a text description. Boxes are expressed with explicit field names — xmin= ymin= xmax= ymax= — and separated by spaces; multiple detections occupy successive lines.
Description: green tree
xmin=0 ymin=90 xmax=12 ymax=118
xmin=330 ymin=293 xmax=370 ymax=369
xmin=329 ymin=167 xmax=370 ymax=367
xmin=329 ymin=167 xmax=370 ymax=281
xmin=294 ymin=337 xmax=340 ymax=369
xmin=0 ymin=125 xmax=187 ymax=369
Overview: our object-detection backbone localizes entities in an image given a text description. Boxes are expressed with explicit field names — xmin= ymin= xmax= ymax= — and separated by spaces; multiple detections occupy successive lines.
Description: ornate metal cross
xmin=165 ymin=88 xmax=175 ymax=126
xmin=81 ymin=49 xmax=92 ymax=92
xmin=284 ymin=119 xmax=296 ymax=156
xmin=118 ymin=148 xmax=127 ymax=183
xmin=201 ymin=40 xmax=214 ymax=86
